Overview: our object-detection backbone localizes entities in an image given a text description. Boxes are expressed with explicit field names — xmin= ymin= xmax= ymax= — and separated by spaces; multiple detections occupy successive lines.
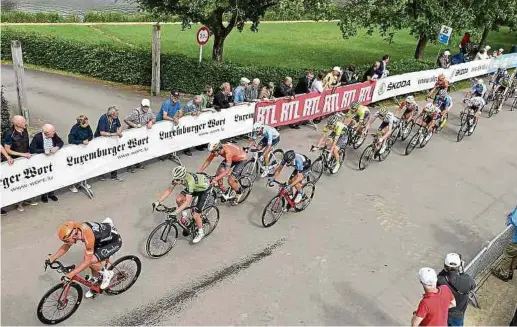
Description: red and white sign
xmin=254 ymin=81 xmax=376 ymax=127
xmin=196 ymin=26 xmax=210 ymax=46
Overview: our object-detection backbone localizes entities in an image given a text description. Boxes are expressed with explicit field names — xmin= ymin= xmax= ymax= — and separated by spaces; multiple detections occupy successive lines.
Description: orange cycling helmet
xmin=438 ymin=73 xmax=446 ymax=81
xmin=58 ymin=221 xmax=76 ymax=241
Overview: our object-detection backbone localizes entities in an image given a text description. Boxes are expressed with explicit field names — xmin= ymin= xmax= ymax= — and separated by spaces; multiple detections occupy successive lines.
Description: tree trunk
xmin=414 ymin=33 xmax=428 ymax=60
xmin=212 ymin=31 xmax=226 ymax=62
xmin=478 ymin=25 xmax=490 ymax=50
xmin=209 ymin=10 xmax=237 ymax=62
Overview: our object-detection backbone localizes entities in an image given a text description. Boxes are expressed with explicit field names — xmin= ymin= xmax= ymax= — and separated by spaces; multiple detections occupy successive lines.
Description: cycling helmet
xmin=58 ymin=221 xmax=76 ymax=242
xmin=424 ymin=103 xmax=434 ymax=112
xmin=350 ymin=101 xmax=360 ymax=111
xmin=208 ymin=140 xmax=222 ymax=152
xmin=171 ymin=165 xmax=187 ymax=182
xmin=444 ymin=253 xmax=462 ymax=269
xmin=500 ymin=77 xmax=510 ymax=87
xmin=438 ymin=73 xmax=446 ymax=81
xmin=405 ymin=95 xmax=416 ymax=105
xmin=327 ymin=115 xmax=339 ymax=126
xmin=378 ymin=107 xmax=388 ymax=117
xmin=252 ymin=122 xmax=264 ymax=133
xmin=283 ymin=150 xmax=296 ymax=163
xmin=438 ymin=88 xmax=448 ymax=98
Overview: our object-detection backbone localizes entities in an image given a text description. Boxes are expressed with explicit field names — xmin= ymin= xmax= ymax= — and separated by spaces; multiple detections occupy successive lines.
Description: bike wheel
xmin=201 ymin=205 xmax=220 ymax=237
xmin=359 ymin=145 xmax=374 ymax=170
xmin=401 ymin=121 xmax=414 ymax=141
xmin=233 ymin=176 xmax=253 ymax=205
xmin=420 ymin=130 xmax=433 ymax=148
xmin=309 ymin=157 xmax=324 ymax=183
xmin=353 ymin=131 xmax=366 ymax=149
xmin=405 ymin=132 xmax=420 ymax=156
xmin=512 ymin=97 xmax=517 ymax=111
xmin=294 ymin=182 xmax=316 ymax=212
xmin=466 ymin=117 xmax=477 ymax=136
xmin=243 ymin=160 xmax=258 ymax=184
xmin=104 ymin=255 xmax=142 ymax=295
xmin=437 ymin=115 xmax=447 ymax=132
xmin=378 ymin=139 xmax=393 ymax=162
xmin=270 ymin=149 xmax=284 ymax=173
xmin=488 ymin=101 xmax=498 ymax=117
xmin=37 ymin=283 xmax=83 ymax=325
xmin=457 ymin=121 xmax=468 ymax=142
xmin=261 ymin=195 xmax=284 ymax=228
xmin=145 ymin=221 xmax=178 ymax=258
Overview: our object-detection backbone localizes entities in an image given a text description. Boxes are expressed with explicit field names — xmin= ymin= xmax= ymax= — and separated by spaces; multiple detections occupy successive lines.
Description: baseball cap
xmin=240 ymin=77 xmax=250 ymax=84
xmin=332 ymin=66 xmax=341 ymax=72
xmin=444 ymin=253 xmax=461 ymax=267
xmin=499 ymin=48 xmax=504 ymax=52
xmin=485 ymin=45 xmax=491 ymax=50
xmin=444 ymin=50 xmax=451 ymax=56
xmin=418 ymin=267 xmax=437 ymax=286
xmin=170 ymin=90 xmax=180 ymax=97
xmin=141 ymin=99 xmax=151 ymax=107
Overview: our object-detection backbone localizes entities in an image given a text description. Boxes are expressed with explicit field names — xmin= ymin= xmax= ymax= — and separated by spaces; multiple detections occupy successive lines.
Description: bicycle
xmin=37 ymin=257 xmax=141 ymax=325
xmin=488 ymin=91 xmax=504 ymax=118
xmin=484 ymin=81 xmax=497 ymax=102
xmin=512 ymin=95 xmax=517 ymax=111
xmin=261 ymin=179 xmax=316 ymax=228
xmin=358 ymin=131 xmax=394 ymax=170
xmin=457 ymin=107 xmax=478 ymax=142
xmin=345 ymin=121 xmax=368 ymax=149
xmin=405 ymin=123 xmax=433 ymax=155
xmin=391 ymin=115 xmax=414 ymax=143
xmin=309 ymin=144 xmax=346 ymax=182
xmin=204 ymin=172 xmax=253 ymax=206
xmin=242 ymin=146 xmax=284 ymax=183
xmin=145 ymin=203 xmax=220 ymax=258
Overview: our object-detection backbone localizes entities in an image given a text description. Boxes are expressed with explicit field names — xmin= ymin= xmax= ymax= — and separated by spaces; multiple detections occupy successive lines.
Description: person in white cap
xmin=474 ymin=48 xmax=489 ymax=61
xmin=323 ymin=66 xmax=342 ymax=90
xmin=437 ymin=50 xmax=451 ymax=68
xmin=497 ymin=48 xmax=504 ymax=57
xmin=437 ymin=253 xmax=476 ymax=326
xmin=233 ymin=77 xmax=250 ymax=104
xmin=124 ymin=98 xmax=156 ymax=172
xmin=411 ymin=267 xmax=456 ymax=326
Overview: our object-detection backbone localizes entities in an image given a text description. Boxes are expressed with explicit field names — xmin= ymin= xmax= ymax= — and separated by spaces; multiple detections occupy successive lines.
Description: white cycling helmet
xmin=424 ymin=103 xmax=434 ymax=112
xmin=252 ymin=122 xmax=264 ymax=132
xmin=405 ymin=95 xmax=416 ymax=105
xmin=171 ymin=165 xmax=187 ymax=182
xmin=378 ymin=107 xmax=389 ymax=117
xmin=208 ymin=140 xmax=222 ymax=152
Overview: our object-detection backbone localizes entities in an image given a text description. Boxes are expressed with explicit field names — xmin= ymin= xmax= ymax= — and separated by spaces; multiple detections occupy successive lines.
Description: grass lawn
xmin=4 ymin=23 xmax=516 ymax=69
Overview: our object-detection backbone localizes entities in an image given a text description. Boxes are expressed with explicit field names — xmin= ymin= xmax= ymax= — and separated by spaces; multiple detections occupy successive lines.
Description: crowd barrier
xmin=2 ymin=53 xmax=516 ymax=207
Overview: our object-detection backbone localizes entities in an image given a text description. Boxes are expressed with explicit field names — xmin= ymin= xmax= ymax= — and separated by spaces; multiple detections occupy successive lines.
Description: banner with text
xmin=488 ymin=53 xmax=517 ymax=73
xmin=1 ymin=105 xmax=255 ymax=207
xmin=447 ymin=59 xmax=491 ymax=83
xmin=254 ymin=81 xmax=376 ymax=127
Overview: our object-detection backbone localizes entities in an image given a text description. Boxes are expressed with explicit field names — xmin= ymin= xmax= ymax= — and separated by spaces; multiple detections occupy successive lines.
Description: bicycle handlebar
xmin=267 ymin=179 xmax=287 ymax=188
xmin=152 ymin=203 xmax=177 ymax=213
xmin=44 ymin=259 xmax=75 ymax=274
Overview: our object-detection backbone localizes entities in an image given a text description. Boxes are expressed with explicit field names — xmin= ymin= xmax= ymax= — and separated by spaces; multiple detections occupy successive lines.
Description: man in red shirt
xmin=411 ymin=267 xmax=456 ymax=326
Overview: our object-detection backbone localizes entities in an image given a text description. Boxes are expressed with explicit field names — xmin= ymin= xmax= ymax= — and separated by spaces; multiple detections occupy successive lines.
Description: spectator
xmin=233 ymin=77 xmax=250 ymax=104
xmin=178 ymin=95 xmax=203 ymax=155
xmin=379 ymin=55 xmax=390 ymax=78
xmin=363 ymin=61 xmax=381 ymax=81
xmin=340 ymin=66 xmax=359 ymax=85
xmin=245 ymin=78 xmax=261 ymax=102
xmin=310 ymin=72 xmax=325 ymax=93
xmin=492 ymin=205 xmax=517 ymax=282
xmin=491 ymin=50 xmax=498 ymax=58
xmin=2 ymin=115 xmax=37 ymax=212
xmin=437 ymin=253 xmax=476 ymax=326
xmin=437 ymin=50 xmax=451 ymax=68
xmin=485 ymin=45 xmax=491 ymax=54
xmin=459 ymin=32 xmax=471 ymax=54
xmin=295 ymin=71 xmax=314 ymax=94
xmin=323 ymin=67 xmax=341 ymax=90
xmin=68 ymin=114 xmax=93 ymax=193
xmin=0 ymin=144 xmax=14 ymax=215
xmin=474 ymin=48 xmax=489 ymax=61
xmin=259 ymin=82 xmax=275 ymax=101
xmin=214 ymin=82 xmax=233 ymax=110
xmin=200 ymin=85 xmax=214 ymax=109
xmin=497 ymin=48 xmax=504 ymax=57
xmin=411 ymin=267 xmax=456 ymax=326
xmin=124 ymin=99 xmax=156 ymax=170
xmin=275 ymin=77 xmax=299 ymax=129
xmin=94 ymin=106 xmax=123 ymax=181
xmin=157 ymin=90 xmax=181 ymax=163
xmin=29 ymin=124 xmax=64 ymax=203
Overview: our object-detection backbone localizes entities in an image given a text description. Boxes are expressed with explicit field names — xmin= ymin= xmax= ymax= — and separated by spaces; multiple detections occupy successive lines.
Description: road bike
xmin=146 ymin=203 xmax=220 ymax=258
xmin=346 ymin=125 xmax=368 ymax=149
xmin=203 ymin=171 xmax=254 ymax=206
xmin=37 ymin=257 xmax=141 ymax=324
xmin=405 ymin=123 xmax=433 ymax=155
xmin=457 ymin=107 xmax=478 ymax=142
xmin=484 ymin=80 xmax=498 ymax=102
xmin=391 ymin=115 xmax=414 ymax=144
xmin=488 ymin=91 xmax=504 ymax=117
xmin=261 ymin=179 xmax=316 ymax=228
xmin=242 ymin=146 xmax=284 ymax=183
xmin=309 ymin=144 xmax=346 ymax=182
xmin=358 ymin=131 xmax=394 ymax=170
xmin=512 ymin=95 xmax=517 ymax=111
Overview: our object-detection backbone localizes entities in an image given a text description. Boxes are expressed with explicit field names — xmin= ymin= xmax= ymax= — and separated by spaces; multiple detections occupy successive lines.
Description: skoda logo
xmin=378 ymin=82 xmax=387 ymax=95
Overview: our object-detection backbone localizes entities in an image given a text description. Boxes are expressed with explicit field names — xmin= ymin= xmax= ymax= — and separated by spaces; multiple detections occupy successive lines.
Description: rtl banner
xmin=254 ymin=81 xmax=376 ymax=127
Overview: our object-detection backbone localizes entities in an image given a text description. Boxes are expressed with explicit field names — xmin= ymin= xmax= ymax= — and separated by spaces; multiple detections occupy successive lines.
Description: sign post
xmin=438 ymin=25 xmax=453 ymax=45
xmin=196 ymin=26 xmax=210 ymax=63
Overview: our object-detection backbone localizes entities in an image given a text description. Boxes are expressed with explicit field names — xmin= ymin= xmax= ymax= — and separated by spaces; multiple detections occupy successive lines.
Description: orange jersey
xmin=70 ymin=222 xmax=96 ymax=256
xmin=208 ymin=143 xmax=247 ymax=163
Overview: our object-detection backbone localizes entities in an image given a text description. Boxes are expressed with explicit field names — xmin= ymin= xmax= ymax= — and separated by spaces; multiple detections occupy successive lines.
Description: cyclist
xmin=462 ymin=96 xmax=486 ymax=133
xmin=364 ymin=107 xmax=398 ymax=154
xmin=395 ymin=95 xmax=419 ymax=123
xmin=47 ymin=218 xmax=122 ymax=298
xmin=249 ymin=122 xmax=280 ymax=177
xmin=314 ymin=114 xmax=347 ymax=173
xmin=427 ymin=73 xmax=450 ymax=98
xmin=466 ymin=79 xmax=486 ymax=98
xmin=419 ymin=103 xmax=441 ymax=134
xmin=200 ymin=140 xmax=248 ymax=202
xmin=345 ymin=101 xmax=371 ymax=136
xmin=433 ymin=89 xmax=453 ymax=129
xmin=153 ymin=166 xmax=210 ymax=244
xmin=271 ymin=150 xmax=311 ymax=204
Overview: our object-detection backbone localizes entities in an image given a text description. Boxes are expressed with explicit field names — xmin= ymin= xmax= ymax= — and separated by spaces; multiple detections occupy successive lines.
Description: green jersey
xmin=182 ymin=173 xmax=210 ymax=194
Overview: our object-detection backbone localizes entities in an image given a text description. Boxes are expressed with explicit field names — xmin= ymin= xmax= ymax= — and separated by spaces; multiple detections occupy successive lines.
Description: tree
xmin=337 ymin=0 xmax=474 ymax=60
xmin=471 ymin=0 xmax=517 ymax=48
xmin=1 ymin=85 xmax=11 ymax=137
xmin=137 ymin=0 xmax=332 ymax=62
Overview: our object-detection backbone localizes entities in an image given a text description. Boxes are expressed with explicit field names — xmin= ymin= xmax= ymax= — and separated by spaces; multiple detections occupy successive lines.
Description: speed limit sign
xmin=196 ymin=26 xmax=210 ymax=46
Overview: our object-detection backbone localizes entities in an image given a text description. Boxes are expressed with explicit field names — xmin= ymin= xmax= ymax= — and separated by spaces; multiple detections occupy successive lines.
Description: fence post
xmin=151 ymin=23 xmax=161 ymax=96
xmin=10 ymin=40 xmax=30 ymax=125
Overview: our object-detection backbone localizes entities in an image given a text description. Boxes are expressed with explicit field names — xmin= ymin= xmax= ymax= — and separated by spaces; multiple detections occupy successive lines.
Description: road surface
xmin=2 ymin=66 xmax=517 ymax=325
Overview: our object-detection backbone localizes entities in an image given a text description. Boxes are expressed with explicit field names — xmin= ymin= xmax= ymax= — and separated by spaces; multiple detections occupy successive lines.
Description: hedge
xmin=0 ymin=29 xmax=435 ymax=95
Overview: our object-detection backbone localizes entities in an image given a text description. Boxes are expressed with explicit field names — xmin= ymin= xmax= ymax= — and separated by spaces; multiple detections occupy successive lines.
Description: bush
xmin=1 ymin=85 xmax=11 ymax=137
xmin=1 ymin=11 xmax=80 ymax=23
xmin=0 ymin=29 xmax=435 ymax=95
xmin=83 ymin=11 xmax=179 ymax=23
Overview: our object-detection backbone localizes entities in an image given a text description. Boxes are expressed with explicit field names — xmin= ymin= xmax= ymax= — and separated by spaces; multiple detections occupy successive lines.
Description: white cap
xmin=485 ymin=45 xmax=491 ymax=50
xmin=444 ymin=50 xmax=451 ymax=56
xmin=332 ymin=66 xmax=341 ymax=72
xmin=240 ymin=77 xmax=250 ymax=84
xmin=141 ymin=99 xmax=151 ymax=107
xmin=444 ymin=253 xmax=461 ymax=267
xmin=499 ymin=48 xmax=504 ymax=52
xmin=419 ymin=267 xmax=437 ymax=286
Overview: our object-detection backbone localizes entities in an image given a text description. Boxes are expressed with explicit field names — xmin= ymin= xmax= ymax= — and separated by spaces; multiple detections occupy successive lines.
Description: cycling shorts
xmin=258 ymin=136 xmax=280 ymax=148
xmin=94 ymin=234 xmax=122 ymax=261
xmin=289 ymin=159 xmax=311 ymax=181
xmin=181 ymin=189 xmax=210 ymax=213
xmin=218 ymin=160 xmax=247 ymax=178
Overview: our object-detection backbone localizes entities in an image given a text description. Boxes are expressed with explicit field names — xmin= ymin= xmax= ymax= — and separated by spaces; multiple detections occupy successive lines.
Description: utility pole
xmin=10 ymin=40 xmax=30 ymax=125
xmin=151 ymin=23 xmax=161 ymax=96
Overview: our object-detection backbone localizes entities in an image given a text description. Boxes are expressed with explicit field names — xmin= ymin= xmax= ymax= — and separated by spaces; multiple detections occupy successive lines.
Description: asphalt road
xmin=2 ymin=66 xmax=517 ymax=325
